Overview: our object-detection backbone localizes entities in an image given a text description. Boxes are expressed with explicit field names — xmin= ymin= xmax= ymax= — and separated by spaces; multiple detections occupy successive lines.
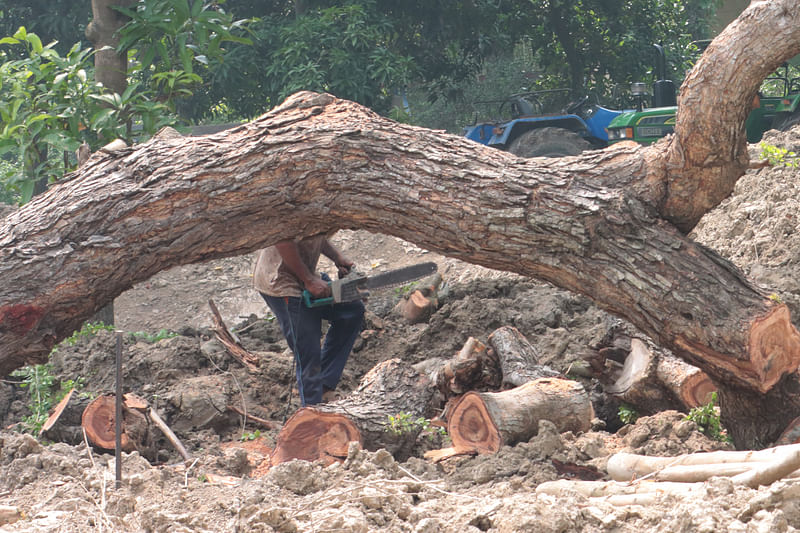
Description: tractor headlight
xmin=607 ymin=128 xmax=633 ymax=140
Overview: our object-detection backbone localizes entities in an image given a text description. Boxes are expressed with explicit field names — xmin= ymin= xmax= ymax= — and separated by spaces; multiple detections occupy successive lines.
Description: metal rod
xmin=115 ymin=331 xmax=123 ymax=489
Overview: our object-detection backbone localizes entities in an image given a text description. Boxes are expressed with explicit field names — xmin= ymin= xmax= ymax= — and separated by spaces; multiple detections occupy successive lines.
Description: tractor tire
xmin=507 ymin=127 xmax=591 ymax=158
xmin=774 ymin=110 xmax=800 ymax=132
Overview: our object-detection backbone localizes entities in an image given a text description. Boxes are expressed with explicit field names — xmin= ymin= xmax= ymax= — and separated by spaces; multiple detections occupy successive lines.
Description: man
xmin=253 ymin=234 xmax=365 ymax=405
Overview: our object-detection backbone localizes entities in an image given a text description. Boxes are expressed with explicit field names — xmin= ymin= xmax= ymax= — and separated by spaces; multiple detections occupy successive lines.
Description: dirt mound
xmin=3 ymin=127 xmax=800 ymax=531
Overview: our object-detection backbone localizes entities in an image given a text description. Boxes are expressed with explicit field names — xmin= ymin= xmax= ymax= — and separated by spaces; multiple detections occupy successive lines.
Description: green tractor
xmin=607 ymin=44 xmax=800 ymax=145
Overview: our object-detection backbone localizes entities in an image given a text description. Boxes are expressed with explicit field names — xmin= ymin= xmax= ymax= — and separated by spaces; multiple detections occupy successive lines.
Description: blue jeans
xmin=261 ymin=281 xmax=364 ymax=406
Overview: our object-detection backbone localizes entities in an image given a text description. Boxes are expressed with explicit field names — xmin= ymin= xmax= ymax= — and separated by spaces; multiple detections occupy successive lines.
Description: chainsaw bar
xmin=305 ymin=262 xmax=438 ymax=307
xmin=335 ymin=262 xmax=438 ymax=302
xmin=365 ymin=262 xmax=438 ymax=291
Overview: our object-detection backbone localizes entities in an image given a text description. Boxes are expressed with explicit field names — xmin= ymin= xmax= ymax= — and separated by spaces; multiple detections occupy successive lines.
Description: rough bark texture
xmin=488 ymin=326 xmax=560 ymax=387
xmin=2 ymin=1 xmax=800 ymax=449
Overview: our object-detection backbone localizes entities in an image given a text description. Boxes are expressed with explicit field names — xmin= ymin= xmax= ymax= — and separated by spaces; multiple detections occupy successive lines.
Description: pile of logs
xmin=267 ymin=325 xmax=594 ymax=466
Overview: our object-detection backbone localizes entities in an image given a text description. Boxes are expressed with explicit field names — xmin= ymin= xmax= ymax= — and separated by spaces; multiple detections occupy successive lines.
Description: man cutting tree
xmin=253 ymin=234 xmax=365 ymax=406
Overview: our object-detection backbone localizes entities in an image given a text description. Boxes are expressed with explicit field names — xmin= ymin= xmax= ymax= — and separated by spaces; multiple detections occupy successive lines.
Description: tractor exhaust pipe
xmin=652 ymin=43 xmax=676 ymax=108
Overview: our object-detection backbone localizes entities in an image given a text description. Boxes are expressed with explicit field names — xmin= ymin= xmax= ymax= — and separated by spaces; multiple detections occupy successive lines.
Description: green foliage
xmin=10 ymin=363 xmax=84 ymax=435
xmin=385 ymin=412 xmax=447 ymax=441
xmin=618 ymin=404 xmax=639 ymax=425
xmin=115 ymin=0 xmax=252 ymax=118
xmin=62 ymin=321 xmax=115 ymax=346
xmin=760 ymin=142 xmax=800 ymax=168
xmin=686 ymin=391 xmax=731 ymax=442
xmin=0 ymin=27 xmax=178 ymax=204
xmin=129 ymin=329 xmax=178 ymax=343
xmin=259 ymin=2 xmax=415 ymax=112
xmin=239 ymin=429 xmax=261 ymax=441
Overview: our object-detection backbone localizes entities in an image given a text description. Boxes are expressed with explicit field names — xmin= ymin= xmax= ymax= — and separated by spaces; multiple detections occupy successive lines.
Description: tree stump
xmin=399 ymin=273 xmax=442 ymax=324
xmin=81 ymin=394 xmax=149 ymax=452
xmin=444 ymin=378 xmax=593 ymax=455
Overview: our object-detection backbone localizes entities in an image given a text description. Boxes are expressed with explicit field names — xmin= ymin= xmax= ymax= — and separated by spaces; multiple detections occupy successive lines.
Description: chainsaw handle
xmin=302 ymin=289 xmax=334 ymax=308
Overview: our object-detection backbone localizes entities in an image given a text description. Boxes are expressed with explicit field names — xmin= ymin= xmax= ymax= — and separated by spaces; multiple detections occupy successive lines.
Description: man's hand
xmin=304 ymin=277 xmax=331 ymax=299
xmin=335 ymin=258 xmax=354 ymax=279
xmin=322 ymin=239 xmax=355 ymax=279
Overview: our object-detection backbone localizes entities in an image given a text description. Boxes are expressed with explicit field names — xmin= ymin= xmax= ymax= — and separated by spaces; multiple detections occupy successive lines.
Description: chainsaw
xmin=302 ymin=262 xmax=438 ymax=308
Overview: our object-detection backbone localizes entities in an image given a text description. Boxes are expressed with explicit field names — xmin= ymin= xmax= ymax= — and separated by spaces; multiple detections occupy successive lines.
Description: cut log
xmin=445 ymin=378 xmax=593 ymax=455
xmin=399 ymin=273 xmax=442 ymax=324
xmin=487 ymin=326 xmax=560 ymax=387
xmin=269 ymin=409 xmax=362 ymax=467
xmin=606 ymin=338 xmax=715 ymax=413
xmin=39 ymin=388 xmax=92 ymax=445
xmin=208 ymin=299 xmax=259 ymax=372
xmin=401 ymin=290 xmax=436 ymax=324
xmin=434 ymin=337 xmax=502 ymax=398
xmin=81 ymin=394 xmax=149 ymax=452
xmin=269 ymin=358 xmax=441 ymax=467
xmin=655 ymin=352 xmax=716 ymax=409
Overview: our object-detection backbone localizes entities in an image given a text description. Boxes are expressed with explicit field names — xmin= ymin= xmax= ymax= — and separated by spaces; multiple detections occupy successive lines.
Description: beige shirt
xmin=253 ymin=235 xmax=328 ymax=297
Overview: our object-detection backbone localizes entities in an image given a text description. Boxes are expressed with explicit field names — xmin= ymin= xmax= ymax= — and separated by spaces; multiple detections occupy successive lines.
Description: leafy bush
xmin=686 ymin=391 xmax=731 ymax=443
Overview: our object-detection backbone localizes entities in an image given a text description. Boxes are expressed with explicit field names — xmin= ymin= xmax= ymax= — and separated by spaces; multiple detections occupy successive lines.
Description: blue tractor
xmin=463 ymin=88 xmax=625 ymax=158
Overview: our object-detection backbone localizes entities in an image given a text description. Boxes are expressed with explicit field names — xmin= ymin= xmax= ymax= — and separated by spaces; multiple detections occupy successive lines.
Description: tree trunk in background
xmin=84 ymin=0 xmax=137 ymax=326
xmin=2 ymin=1 xmax=800 ymax=449
xmin=85 ymin=0 xmax=135 ymax=97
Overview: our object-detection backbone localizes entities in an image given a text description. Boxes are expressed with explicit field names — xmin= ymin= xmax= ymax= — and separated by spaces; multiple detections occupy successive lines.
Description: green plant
xmin=686 ymin=391 xmax=731 ymax=443
xmin=618 ymin=403 xmax=639 ymax=425
xmin=239 ymin=429 xmax=261 ymax=441
xmin=130 ymin=329 xmax=178 ymax=343
xmin=760 ymin=142 xmax=800 ymax=168
xmin=10 ymin=363 xmax=83 ymax=435
xmin=385 ymin=412 xmax=447 ymax=441
xmin=63 ymin=321 xmax=115 ymax=345
xmin=394 ymin=281 xmax=419 ymax=297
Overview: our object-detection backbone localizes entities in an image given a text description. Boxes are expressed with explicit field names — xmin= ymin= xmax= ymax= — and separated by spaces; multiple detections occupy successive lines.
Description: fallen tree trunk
xmin=2 ymin=2 xmax=800 ymax=448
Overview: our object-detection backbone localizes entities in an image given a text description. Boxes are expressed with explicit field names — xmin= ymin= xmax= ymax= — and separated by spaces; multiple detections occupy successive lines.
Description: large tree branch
xmin=2 ymin=1 xmax=800 ymax=448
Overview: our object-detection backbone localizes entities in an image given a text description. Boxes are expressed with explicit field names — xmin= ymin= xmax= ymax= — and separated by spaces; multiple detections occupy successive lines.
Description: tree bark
xmin=2 ymin=2 xmax=800 ymax=449
xmin=487 ymin=326 xmax=560 ymax=388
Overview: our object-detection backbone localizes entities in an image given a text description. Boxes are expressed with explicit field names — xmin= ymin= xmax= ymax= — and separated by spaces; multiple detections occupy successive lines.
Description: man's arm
xmin=321 ymin=239 xmax=354 ymax=278
xmin=274 ymin=240 xmax=331 ymax=298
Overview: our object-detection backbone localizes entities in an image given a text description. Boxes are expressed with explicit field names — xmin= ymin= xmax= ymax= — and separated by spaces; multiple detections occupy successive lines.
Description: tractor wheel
xmin=774 ymin=110 xmax=800 ymax=132
xmin=507 ymin=127 xmax=591 ymax=158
